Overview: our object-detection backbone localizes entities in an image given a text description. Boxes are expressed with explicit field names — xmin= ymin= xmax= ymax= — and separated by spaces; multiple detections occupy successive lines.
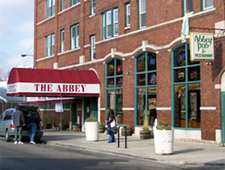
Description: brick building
xmin=34 ymin=0 xmax=225 ymax=142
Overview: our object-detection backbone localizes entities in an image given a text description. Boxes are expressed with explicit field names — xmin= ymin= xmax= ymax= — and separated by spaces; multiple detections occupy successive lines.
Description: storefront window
xmin=135 ymin=52 xmax=157 ymax=126
xmin=172 ymin=43 xmax=201 ymax=129
xmin=106 ymin=58 xmax=123 ymax=124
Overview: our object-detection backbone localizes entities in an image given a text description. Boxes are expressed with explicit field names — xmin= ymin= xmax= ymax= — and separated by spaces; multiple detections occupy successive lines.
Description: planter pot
xmin=121 ymin=128 xmax=132 ymax=136
xmin=140 ymin=130 xmax=151 ymax=139
xmin=85 ymin=121 xmax=99 ymax=141
xmin=154 ymin=127 xmax=174 ymax=155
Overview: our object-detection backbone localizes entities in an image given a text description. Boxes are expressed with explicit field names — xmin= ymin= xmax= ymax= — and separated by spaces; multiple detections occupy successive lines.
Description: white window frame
xmin=126 ymin=3 xmax=130 ymax=27
xmin=184 ymin=0 xmax=193 ymax=14
xmin=202 ymin=0 xmax=213 ymax=10
xmin=90 ymin=35 xmax=96 ymax=61
xmin=91 ymin=0 xmax=96 ymax=15
xmin=113 ymin=9 xmax=119 ymax=36
xmin=106 ymin=10 xmax=112 ymax=38
xmin=61 ymin=0 xmax=65 ymax=11
xmin=60 ymin=29 xmax=64 ymax=53
xmin=46 ymin=33 xmax=54 ymax=56
xmin=71 ymin=24 xmax=79 ymax=49
xmin=139 ymin=0 xmax=146 ymax=29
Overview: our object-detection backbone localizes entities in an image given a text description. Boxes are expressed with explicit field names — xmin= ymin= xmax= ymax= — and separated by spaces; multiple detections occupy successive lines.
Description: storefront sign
xmin=190 ymin=32 xmax=214 ymax=61
xmin=7 ymin=82 xmax=100 ymax=95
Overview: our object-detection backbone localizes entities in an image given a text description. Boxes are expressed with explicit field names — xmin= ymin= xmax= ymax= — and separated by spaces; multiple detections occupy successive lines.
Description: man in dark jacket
xmin=13 ymin=105 xmax=25 ymax=144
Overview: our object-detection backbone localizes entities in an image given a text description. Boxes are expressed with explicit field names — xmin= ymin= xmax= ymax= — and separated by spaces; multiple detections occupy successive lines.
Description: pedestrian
xmin=28 ymin=111 xmax=41 ymax=144
xmin=13 ymin=105 xmax=25 ymax=144
xmin=106 ymin=108 xmax=116 ymax=143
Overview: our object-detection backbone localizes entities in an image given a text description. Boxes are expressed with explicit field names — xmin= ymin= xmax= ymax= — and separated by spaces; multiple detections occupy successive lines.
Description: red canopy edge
xmin=7 ymin=68 xmax=100 ymax=97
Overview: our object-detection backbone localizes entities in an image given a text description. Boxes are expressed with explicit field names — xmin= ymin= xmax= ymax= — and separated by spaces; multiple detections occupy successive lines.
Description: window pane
xmin=137 ymin=88 xmax=146 ymax=125
xmin=116 ymin=77 xmax=123 ymax=87
xmin=205 ymin=0 xmax=213 ymax=8
xmin=141 ymin=0 xmax=146 ymax=13
xmin=107 ymin=90 xmax=115 ymax=110
xmin=188 ymin=83 xmax=200 ymax=128
xmin=188 ymin=67 xmax=200 ymax=81
xmin=148 ymin=87 xmax=157 ymax=126
xmin=137 ymin=74 xmax=145 ymax=86
xmin=148 ymin=73 xmax=157 ymax=85
xmin=137 ymin=54 xmax=145 ymax=72
xmin=116 ymin=60 xmax=123 ymax=75
xmin=148 ymin=53 xmax=156 ymax=71
xmin=107 ymin=60 xmax=114 ymax=76
xmin=141 ymin=13 xmax=146 ymax=27
xmin=106 ymin=11 xmax=111 ymax=38
xmin=174 ymin=68 xmax=185 ymax=82
xmin=186 ymin=0 xmax=193 ymax=13
xmin=174 ymin=84 xmax=186 ymax=128
xmin=107 ymin=78 xmax=114 ymax=88
xmin=116 ymin=89 xmax=123 ymax=124
xmin=76 ymin=25 xmax=79 ymax=47
xmin=174 ymin=45 xmax=186 ymax=67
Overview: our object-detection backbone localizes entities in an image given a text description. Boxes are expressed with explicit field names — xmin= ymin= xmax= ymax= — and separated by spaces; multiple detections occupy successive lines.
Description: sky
xmin=0 ymin=0 xmax=34 ymax=80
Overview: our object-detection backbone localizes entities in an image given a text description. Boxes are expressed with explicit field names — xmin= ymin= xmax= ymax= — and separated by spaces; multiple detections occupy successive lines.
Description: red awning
xmin=7 ymin=68 xmax=100 ymax=97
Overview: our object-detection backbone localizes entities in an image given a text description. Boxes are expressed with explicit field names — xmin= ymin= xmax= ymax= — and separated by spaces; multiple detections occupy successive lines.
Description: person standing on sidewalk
xmin=28 ymin=111 xmax=41 ymax=144
xmin=13 ymin=105 xmax=25 ymax=144
xmin=106 ymin=108 xmax=116 ymax=143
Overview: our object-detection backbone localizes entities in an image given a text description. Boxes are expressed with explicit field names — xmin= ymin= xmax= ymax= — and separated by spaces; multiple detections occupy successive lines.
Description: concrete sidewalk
xmin=42 ymin=131 xmax=225 ymax=167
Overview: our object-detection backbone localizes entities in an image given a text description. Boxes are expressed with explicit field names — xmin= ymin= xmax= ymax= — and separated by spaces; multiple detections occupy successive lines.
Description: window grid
xmin=125 ymin=3 xmax=131 ymax=27
xmin=91 ymin=0 xmax=96 ymax=15
xmin=139 ymin=0 xmax=146 ymax=29
xmin=46 ymin=33 xmax=54 ymax=56
xmin=47 ymin=0 xmax=55 ymax=18
xmin=70 ymin=24 xmax=79 ymax=49
xmin=90 ymin=35 xmax=96 ymax=61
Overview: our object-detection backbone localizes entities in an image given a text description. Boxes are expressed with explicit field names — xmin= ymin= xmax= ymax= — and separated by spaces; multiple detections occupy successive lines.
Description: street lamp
xmin=21 ymin=54 xmax=34 ymax=57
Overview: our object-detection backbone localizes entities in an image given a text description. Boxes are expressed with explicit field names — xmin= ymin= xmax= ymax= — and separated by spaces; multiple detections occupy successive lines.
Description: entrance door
xmin=221 ymin=92 xmax=225 ymax=144
xmin=84 ymin=97 xmax=98 ymax=121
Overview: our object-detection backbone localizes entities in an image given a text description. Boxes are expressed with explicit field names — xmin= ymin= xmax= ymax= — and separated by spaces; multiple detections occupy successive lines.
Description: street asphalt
xmin=42 ymin=130 xmax=225 ymax=168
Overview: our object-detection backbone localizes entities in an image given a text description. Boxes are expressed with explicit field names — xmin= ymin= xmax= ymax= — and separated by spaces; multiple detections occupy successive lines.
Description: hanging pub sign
xmin=190 ymin=32 xmax=214 ymax=61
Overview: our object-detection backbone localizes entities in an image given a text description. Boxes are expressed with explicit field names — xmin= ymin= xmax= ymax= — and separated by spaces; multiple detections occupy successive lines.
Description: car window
xmin=4 ymin=114 xmax=12 ymax=120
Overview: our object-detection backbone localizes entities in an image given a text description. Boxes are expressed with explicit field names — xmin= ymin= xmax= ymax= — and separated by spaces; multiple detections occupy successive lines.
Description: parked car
xmin=0 ymin=105 xmax=43 ymax=142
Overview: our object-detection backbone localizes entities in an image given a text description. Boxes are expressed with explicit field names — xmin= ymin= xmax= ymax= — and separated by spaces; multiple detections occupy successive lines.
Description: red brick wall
xmin=34 ymin=0 xmax=225 ymax=140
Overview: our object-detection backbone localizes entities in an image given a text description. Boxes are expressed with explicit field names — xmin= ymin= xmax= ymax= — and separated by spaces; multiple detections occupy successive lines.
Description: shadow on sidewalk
xmin=42 ymin=135 xmax=84 ymax=141
xmin=173 ymin=148 xmax=203 ymax=155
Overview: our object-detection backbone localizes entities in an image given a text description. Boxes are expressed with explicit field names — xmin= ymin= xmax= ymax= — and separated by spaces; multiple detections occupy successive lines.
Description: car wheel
xmin=5 ymin=130 xmax=10 ymax=142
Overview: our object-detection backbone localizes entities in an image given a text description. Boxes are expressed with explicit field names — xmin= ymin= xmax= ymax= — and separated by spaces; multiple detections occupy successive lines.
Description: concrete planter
xmin=154 ymin=127 xmax=174 ymax=155
xmin=85 ymin=121 xmax=99 ymax=141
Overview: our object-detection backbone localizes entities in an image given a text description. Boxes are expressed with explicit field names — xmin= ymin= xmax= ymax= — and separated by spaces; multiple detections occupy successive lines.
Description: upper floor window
xmin=183 ymin=0 xmax=193 ymax=15
xmin=202 ymin=0 xmax=213 ymax=10
xmin=102 ymin=8 xmax=119 ymax=39
xmin=91 ymin=0 xmax=96 ymax=15
xmin=125 ymin=3 xmax=130 ymax=28
xmin=71 ymin=0 xmax=79 ymax=6
xmin=139 ymin=0 xmax=146 ymax=29
xmin=47 ymin=0 xmax=55 ymax=18
xmin=61 ymin=0 xmax=65 ymax=11
xmin=46 ymin=33 xmax=54 ymax=56
xmin=60 ymin=29 xmax=65 ymax=53
xmin=70 ymin=24 xmax=79 ymax=49
xmin=90 ymin=35 xmax=96 ymax=61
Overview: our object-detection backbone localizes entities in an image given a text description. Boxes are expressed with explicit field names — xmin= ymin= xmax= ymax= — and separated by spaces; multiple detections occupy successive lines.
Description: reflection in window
xmin=135 ymin=52 xmax=157 ymax=126
xmin=106 ymin=59 xmax=123 ymax=124
xmin=172 ymin=44 xmax=201 ymax=129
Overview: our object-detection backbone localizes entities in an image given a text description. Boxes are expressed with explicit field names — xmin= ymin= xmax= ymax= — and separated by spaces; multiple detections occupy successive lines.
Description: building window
xmin=46 ymin=0 xmax=55 ymax=18
xmin=105 ymin=59 xmax=123 ymax=124
xmin=183 ymin=0 xmax=193 ymax=15
xmin=46 ymin=33 xmax=54 ymax=56
xmin=139 ymin=0 xmax=146 ymax=29
xmin=135 ymin=52 xmax=157 ymax=126
xmin=90 ymin=35 xmax=96 ymax=61
xmin=102 ymin=8 xmax=119 ymax=39
xmin=60 ymin=29 xmax=64 ymax=53
xmin=172 ymin=43 xmax=201 ymax=129
xmin=71 ymin=0 xmax=79 ymax=6
xmin=125 ymin=3 xmax=130 ymax=27
xmin=202 ymin=0 xmax=213 ymax=10
xmin=91 ymin=0 xmax=96 ymax=15
xmin=70 ymin=24 xmax=79 ymax=49
xmin=61 ymin=0 xmax=65 ymax=11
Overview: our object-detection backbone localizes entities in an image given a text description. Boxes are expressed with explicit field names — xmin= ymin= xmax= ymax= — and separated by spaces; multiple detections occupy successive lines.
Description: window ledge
xmin=36 ymin=55 xmax=54 ymax=62
xmin=125 ymin=26 xmax=131 ymax=30
xmin=37 ymin=16 xmax=55 ymax=26
xmin=89 ymin=14 xmax=96 ymax=18
xmin=57 ymin=2 xmax=81 ymax=16
xmin=57 ymin=47 xmax=80 ymax=56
